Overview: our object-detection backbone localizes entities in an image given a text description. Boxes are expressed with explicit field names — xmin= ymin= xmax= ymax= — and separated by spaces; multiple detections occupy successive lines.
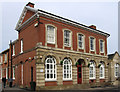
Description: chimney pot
xmin=26 ymin=2 xmax=35 ymax=8
xmin=89 ymin=25 xmax=96 ymax=30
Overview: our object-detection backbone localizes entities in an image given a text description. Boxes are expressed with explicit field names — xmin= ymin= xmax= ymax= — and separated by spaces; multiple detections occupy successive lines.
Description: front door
xmin=31 ymin=67 xmax=33 ymax=82
xmin=77 ymin=64 xmax=82 ymax=84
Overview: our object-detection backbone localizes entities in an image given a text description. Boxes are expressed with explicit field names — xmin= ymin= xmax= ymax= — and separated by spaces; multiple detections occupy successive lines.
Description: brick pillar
xmin=72 ymin=66 xmax=77 ymax=84
xmin=57 ymin=65 xmax=63 ymax=85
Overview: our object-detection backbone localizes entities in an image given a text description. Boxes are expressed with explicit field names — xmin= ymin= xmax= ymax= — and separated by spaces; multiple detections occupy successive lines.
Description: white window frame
xmin=90 ymin=37 xmax=95 ymax=51
xmin=0 ymin=68 xmax=2 ymax=79
xmin=4 ymin=54 xmax=7 ymax=63
xmin=1 ymin=55 xmax=3 ymax=64
xmin=47 ymin=25 xmax=55 ymax=44
xmin=45 ymin=56 xmax=57 ymax=81
xmin=114 ymin=63 xmax=119 ymax=77
xmin=12 ymin=44 xmax=15 ymax=56
xmin=13 ymin=67 xmax=15 ymax=79
xmin=78 ymin=34 xmax=84 ymax=49
xmin=64 ymin=30 xmax=71 ymax=47
xmin=89 ymin=61 xmax=96 ymax=79
xmin=6 ymin=68 xmax=8 ymax=79
xmin=63 ymin=58 xmax=72 ymax=80
xmin=20 ymin=39 xmax=23 ymax=53
xmin=99 ymin=63 xmax=105 ymax=79
xmin=100 ymin=40 xmax=104 ymax=53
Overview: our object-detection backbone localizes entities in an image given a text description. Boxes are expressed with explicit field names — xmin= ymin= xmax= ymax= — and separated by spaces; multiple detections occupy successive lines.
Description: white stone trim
xmin=36 ymin=45 xmax=108 ymax=58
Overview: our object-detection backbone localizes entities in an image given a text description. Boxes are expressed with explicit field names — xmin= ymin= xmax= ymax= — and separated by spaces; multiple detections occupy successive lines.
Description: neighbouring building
xmin=108 ymin=52 xmax=120 ymax=86
xmin=0 ymin=49 xmax=9 ymax=84
xmin=0 ymin=2 xmax=115 ymax=90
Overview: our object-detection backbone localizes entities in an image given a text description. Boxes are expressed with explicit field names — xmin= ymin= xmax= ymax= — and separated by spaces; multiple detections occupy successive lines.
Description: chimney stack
xmin=89 ymin=25 xmax=96 ymax=30
xmin=26 ymin=2 xmax=35 ymax=8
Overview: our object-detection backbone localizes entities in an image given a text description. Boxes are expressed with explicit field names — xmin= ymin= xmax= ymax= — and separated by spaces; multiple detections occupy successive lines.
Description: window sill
xmin=63 ymin=79 xmax=72 ymax=81
xmin=78 ymin=48 xmax=84 ymax=50
xmin=64 ymin=45 xmax=71 ymax=48
xmin=12 ymin=54 xmax=15 ymax=56
xmin=20 ymin=52 xmax=23 ymax=54
xmin=100 ymin=51 xmax=104 ymax=53
xmin=13 ymin=78 xmax=15 ymax=80
xmin=90 ymin=50 xmax=95 ymax=52
xmin=89 ymin=78 xmax=96 ymax=80
xmin=45 ymin=80 xmax=57 ymax=82
xmin=47 ymin=42 xmax=55 ymax=45
xmin=99 ymin=77 xmax=105 ymax=79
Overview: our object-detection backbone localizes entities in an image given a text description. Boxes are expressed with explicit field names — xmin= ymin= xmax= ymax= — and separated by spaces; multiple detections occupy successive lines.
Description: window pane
xmin=47 ymin=25 xmax=55 ymax=43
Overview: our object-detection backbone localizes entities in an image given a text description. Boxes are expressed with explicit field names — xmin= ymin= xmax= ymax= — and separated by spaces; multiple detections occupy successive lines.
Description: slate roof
xmin=108 ymin=51 xmax=119 ymax=60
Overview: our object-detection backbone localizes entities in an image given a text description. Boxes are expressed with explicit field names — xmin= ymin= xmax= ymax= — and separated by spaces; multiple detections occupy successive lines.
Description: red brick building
xmin=0 ymin=2 xmax=110 ymax=90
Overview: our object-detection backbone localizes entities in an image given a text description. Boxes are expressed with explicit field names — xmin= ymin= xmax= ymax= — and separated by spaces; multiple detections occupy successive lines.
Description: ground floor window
xmin=13 ymin=67 xmax=15 ymax=79
xmin=63 ymin=58 xmax=72 ymax=80
xmin=115 ymin=63 xmax=119 ymax=77
xmin=89 ymin=61 xmax=96 ymax=79
xmin=45 ymin=56 xmax=56 ymax=81
xmin=99 ymin=63 xmax=105 ymax=79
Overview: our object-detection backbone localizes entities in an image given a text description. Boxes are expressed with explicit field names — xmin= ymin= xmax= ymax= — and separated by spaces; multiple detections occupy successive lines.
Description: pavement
xmin=1 ymin=85 xmax=120 ymax=92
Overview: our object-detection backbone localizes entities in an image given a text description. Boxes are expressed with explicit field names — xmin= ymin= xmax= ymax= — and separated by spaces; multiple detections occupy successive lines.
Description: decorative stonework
xmin=35 ymin=45 xmax=108 ymax=88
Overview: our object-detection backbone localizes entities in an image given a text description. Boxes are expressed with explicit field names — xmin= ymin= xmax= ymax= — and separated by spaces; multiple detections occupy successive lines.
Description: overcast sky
xmin=0 ymin=0 xmax=119 ymax=54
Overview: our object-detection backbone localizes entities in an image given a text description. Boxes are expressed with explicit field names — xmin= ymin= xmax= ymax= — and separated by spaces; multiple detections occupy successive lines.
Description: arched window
xmin=89 ymin=61 xmax=96 ymax=79
xmin=63 ymin=58 xmax=72 ymax=80
xmin=114 ymin=63 xmax=119 ymax=77
xmin=99 ymin=63 xmax=105 ymax=79
xmin=45 ymin=56 xmax=56 ymax=81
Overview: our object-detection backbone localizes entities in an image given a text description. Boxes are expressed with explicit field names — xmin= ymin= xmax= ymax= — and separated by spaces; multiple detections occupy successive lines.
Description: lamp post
xmin=9 ymin=40 xmax=13 ymax=87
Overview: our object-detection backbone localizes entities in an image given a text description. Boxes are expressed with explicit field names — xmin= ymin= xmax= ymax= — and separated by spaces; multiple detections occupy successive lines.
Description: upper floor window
xmin=64 ymin=30 xmax=71 ymax=47
xmin=89 ymin=61 xmax=96 ymax=79
xmin=5 ymin=54 xmax=7 ymax=62
xmin=63 ymin=58 xmax=72 ymax=80
xmin=0 ymin=69 xmax=2 ymax=79
xmin=100 ymin=40 xmax=104 ymax=53
xmin=45 ymin=56 xmax=56 ymax=81
xmin=47 ymin=25 xmax=55 ymax=44
xmin=20 ymin=39 xmax=23 ymax=53
xmin=90 ymin=37 xmax=95 ymax=51
xmin=115 ymin=63 xmax=119 ymax=77
xmin=99 ymin=63 xmax=105 ymax=79
xmin=13 ymin=67 xmax=15 ymax=79
xmin=13 ymin=44 xmax=15 ymax=56
xmin=78 ymin=34 xmax=84 ymax=49
xmin=1 ymin=55 xmax=3 ymax=63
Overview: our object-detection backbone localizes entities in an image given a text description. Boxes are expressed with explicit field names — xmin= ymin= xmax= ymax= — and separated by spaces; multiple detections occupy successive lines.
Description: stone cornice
xmin=36 ymin=43 xmax=108 ymax=58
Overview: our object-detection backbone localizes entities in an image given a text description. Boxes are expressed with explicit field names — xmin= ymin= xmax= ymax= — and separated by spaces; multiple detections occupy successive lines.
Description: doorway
xmin=77 ymin=59 xmax=84 ymax=84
